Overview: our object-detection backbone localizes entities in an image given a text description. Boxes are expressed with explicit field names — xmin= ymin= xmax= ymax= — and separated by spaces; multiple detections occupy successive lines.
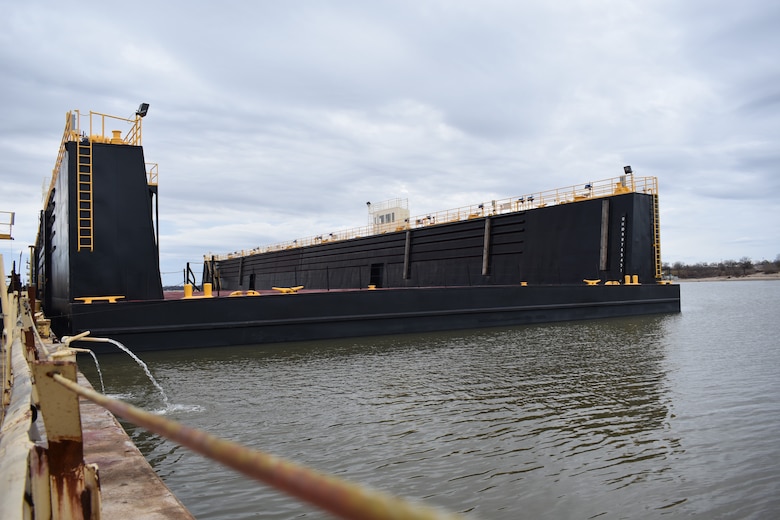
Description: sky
xmin=1 ymin=0 xmax=779 ymax=286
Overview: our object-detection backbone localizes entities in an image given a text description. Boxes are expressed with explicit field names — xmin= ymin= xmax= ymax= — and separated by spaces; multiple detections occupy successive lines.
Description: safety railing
xmin=209 ymin=175 xmax=658 ymax=261
xmin=147 ymin=163 xmax=159 ymax=186
xmin=0 ymin=211 xmax=13 ymax=240
xmin=47 ymin=109 xmax=145 ymax=207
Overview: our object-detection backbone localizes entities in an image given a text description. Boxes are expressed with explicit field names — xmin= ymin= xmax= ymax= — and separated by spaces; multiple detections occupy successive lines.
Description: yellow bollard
xmin=624 ymin=274 xmax=631 ymax=285
xmin=632 ymin=274 xmax=639 ymax=285
xmin=204 ymin=283 xmax=213 ymax=297
xmin=184 ymin=284 xmax=193 ymax=298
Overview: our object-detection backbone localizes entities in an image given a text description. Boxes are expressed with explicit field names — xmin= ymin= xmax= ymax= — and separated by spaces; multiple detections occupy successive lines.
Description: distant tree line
xmin=662 ymin=255 xmax=780 ymax=279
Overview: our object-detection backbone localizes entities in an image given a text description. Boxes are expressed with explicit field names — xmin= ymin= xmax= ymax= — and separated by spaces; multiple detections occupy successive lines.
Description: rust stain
xmin=47 ymin=439 xmax=83 ymax=476
xmin=48 ymin=439 xmax=93 ymax=519
xmin=31 ymin=445 xmax=49 ymax=477
xmin=24 ymin=327 xmax=40 ymax=360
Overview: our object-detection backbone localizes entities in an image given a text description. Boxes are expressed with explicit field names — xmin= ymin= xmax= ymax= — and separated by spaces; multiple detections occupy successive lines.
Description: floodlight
xmin=136 ymin=103 xmax=150 ymax=118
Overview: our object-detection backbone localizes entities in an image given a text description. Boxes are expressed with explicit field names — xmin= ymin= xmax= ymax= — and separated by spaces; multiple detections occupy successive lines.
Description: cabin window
xmin=374 ymin=212 xmax=395 ymax=225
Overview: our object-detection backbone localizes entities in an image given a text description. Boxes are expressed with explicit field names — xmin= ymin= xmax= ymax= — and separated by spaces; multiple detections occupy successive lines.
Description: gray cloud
xmin=2 ymin=0 xmax=779 ymax=285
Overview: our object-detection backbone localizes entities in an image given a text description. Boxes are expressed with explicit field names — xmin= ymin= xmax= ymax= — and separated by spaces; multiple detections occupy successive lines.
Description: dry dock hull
xmin=68 ymin=284 xmax=680 ymax=352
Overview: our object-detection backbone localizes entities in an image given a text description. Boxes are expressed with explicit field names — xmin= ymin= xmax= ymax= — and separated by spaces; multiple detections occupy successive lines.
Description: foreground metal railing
xmin=1 ymin=256 xmax=466 ymax=519
xmin=210 ymin=174 xmax=657 ymax=261
xmin=3 ymin=253 xmax=100 ymax=520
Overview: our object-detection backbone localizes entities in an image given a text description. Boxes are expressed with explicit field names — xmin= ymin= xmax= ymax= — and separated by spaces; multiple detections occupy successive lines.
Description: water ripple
xmin=75 ymin=281 xmax=780 ymax=519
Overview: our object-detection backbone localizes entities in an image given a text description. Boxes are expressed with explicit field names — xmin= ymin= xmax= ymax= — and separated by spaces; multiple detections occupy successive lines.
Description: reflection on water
xmin=78 ymin=280 xmax=780 ymax=519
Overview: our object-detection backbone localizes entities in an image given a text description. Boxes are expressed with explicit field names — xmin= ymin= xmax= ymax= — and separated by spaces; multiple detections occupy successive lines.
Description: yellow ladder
xmin=652 ymin=191 xmax=662 ymax=279
xmin=77 ymin=139 xmax=94 ymax=251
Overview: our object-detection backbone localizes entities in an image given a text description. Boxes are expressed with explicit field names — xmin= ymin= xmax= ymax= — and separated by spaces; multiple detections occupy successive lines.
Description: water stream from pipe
xmin=76 ymin=336 xmax=171 ymax=409
xmin=107 ymin=338 xmax=171 ymax=409
xmin=84 ymin=349 xmax=105 ymax=394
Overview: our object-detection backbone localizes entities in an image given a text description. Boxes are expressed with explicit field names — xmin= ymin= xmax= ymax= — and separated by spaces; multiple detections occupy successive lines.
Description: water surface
xmin=80 ymin=280 xmax=780 ymax=519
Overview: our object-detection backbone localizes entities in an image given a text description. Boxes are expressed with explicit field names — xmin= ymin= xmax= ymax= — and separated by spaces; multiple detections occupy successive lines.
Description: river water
xmin=78 ymin=280 xmax=780 ymax=519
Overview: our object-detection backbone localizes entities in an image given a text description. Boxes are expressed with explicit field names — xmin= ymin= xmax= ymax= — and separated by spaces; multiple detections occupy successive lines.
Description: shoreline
xmin=676 ymin=272 xmax=780 ymax=283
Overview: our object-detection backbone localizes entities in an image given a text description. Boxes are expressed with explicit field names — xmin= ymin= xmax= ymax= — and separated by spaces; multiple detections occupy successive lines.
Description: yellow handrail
xmin=47 ymin=110 xmax=145 ymax=206
xmin=208 ymin=175 xmax=659 ymax=261
xmin=146 ymin=163 xmax=159 ymax=186
xmin=0 ymin=211 xmax=13 ymax=240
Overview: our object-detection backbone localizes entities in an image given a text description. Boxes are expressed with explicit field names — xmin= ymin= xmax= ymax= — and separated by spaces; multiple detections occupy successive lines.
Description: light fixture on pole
xmin=135 ymin=103 xmax=150 ymax=118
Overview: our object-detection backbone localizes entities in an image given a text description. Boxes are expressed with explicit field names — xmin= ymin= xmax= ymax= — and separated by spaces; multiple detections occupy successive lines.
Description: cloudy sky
xmin=1 ymin=0 xmax=778 ymax=285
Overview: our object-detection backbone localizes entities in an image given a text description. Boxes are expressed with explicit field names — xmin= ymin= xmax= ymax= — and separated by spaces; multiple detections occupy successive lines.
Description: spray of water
xmin=104 ymin=338 xmax=171 ymax=409
xmin=70 ymin=336 xmax=171 ymax=409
